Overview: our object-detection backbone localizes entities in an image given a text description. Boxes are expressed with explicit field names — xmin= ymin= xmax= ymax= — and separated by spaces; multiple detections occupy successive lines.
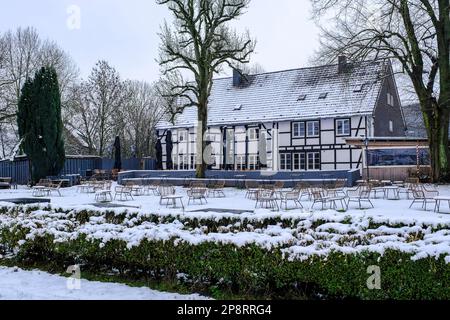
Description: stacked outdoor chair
xmin=255 ymin=189 xmax=279 ymax=211
xmin=409 ymin=184 xmax=439 ymax=210
xmin=207 ymin=180 xmax=226 ymax=198
xmin=347 ymin=185 xmax=374 ymax=209
xmin=187 ymin=187 xmax=208 ymax=205
xmin=279 ymin=190 xmax=302 ymax=210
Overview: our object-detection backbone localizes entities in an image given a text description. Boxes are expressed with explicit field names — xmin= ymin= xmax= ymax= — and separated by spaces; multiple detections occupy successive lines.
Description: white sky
xmin=0 ymin=0 xmax=321 ymax=83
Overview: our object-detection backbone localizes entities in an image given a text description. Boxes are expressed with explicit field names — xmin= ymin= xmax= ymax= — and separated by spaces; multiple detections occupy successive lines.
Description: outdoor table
xmin=165 ymin=195 xmax=185 ymax=210
xmin=381 ymin=180 xmax=392 ymax=186
xmin=383 ymin=186 xmax=400 ymax=200
xmin=32 ymin=186 xmax=50 ymax=197
xmin=433 ymin=196 xmax=450 ymax=213
xmin=95 ymin=190 xmax=113 ymax=203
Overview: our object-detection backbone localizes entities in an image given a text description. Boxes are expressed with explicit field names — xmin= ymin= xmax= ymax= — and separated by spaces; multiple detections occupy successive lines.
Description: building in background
xmin=156 ymin=57 xmax=406 ymax=176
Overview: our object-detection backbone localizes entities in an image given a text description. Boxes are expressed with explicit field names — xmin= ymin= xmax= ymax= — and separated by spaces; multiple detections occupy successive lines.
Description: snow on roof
xmin=157 ymin=60 xmax=388 ymax=129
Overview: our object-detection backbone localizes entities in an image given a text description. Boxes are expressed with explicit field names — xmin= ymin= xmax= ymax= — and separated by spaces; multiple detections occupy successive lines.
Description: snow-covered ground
xmin=0 ymin=266 xmax=208 ymax=300
xmin=1 ymin=183 xmax=450 ymax=225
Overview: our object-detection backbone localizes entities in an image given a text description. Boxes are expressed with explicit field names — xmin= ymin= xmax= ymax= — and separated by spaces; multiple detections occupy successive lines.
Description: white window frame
xmin=336 ymin=119 xmax=351 ymax=136
xmin=248 ymin=155 xmax=259 ymax=170
xmin=179 ymin=154 xmax=188 ymax=170
xmin=307 ymin=152 xmax=320 ymax=170
xmin=236 ymin=155 xmax=245 ymax=171
xmin=389 ymin=120 xmax=394 ymax=133
xmin=248 ymin=128 xmax=259 ymax=141
xmin=292 ymin=122 xmax=305 ymax=138
xmin=387 ymin=93 xmax=394 ymax=106
xmin=293 ymin=153 xmax=306 ymax=171
xmin=280 ymin=153 xmax=292 ymax=171
xmin=307 ymin=121 xmax=320 ymax=137
xmin=178 ymin=131 xmax=188 ymax=142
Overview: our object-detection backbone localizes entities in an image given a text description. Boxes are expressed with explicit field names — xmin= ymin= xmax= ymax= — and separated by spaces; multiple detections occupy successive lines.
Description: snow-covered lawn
xmin=0 ymin=183 xmax=450 ymax=225
xmin=0 ymin=267 xmax=208 ymax=300
xmin=1 ymin=183 xmax=450 ymax=262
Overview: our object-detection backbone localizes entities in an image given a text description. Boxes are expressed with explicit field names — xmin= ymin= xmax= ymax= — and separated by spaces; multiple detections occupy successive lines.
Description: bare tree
xmin=120 ymin=80 xmax=165 ymax=158
xmin=66 ymin=61 xmax=127 ymax=157
xmin=311 ymin=0 xmax=450 ymax=182
xmin=157 ymin=0 xmax=256 ymax=178
xmin=0 ymin=27 xmax=79 ymax=158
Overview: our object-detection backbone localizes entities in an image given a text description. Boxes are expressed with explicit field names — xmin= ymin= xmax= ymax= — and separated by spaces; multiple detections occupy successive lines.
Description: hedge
xmin=1 ymin=205 xmax=450 ymax=300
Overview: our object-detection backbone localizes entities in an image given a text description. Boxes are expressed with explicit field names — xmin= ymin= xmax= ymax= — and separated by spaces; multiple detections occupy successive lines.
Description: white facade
xmin=158 ymin=115 xmax=371 ymax=172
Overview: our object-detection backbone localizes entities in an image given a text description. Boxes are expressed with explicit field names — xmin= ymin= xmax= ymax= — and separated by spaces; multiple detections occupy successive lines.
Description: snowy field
xmin=1 ymin=183 xmax=450 ymax=300
xmin=0 ymin=266 xmax=208 ymax=300
xmin=0 ymin=183 xmax=450 ymax=223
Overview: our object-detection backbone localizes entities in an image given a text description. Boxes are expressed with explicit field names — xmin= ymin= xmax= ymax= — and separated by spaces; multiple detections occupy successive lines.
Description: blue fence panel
xmin=0 ymin=156 xmax=153 ymax=185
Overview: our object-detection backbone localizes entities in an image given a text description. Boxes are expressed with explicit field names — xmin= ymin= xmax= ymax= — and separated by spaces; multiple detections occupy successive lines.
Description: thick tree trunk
xmin=427 ymin=107 xmax=450 ymax=182
xmin=196 ymin=103 xmax=208 ymax=178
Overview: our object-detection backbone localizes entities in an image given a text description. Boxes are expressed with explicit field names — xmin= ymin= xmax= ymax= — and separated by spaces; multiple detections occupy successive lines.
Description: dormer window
xmin=297 ymin=94 xmax=307 ymax=101
xmin=319 ymin=93 xmax=328 ymax=99
xmin=353 ymin=84 xmax=364 ymax=92
xmin=233 ymin=104 xmax=243 ymax=111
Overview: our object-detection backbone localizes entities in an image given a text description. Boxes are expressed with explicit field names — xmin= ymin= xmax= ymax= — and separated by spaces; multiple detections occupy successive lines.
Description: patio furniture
xmin=347 ymin=186 xmax=374 ymax=209
xmin=279 ymin=190 xmax=302 ymax=210
xmin=409 ymin=186 xmax=438 ymax=210
xmin=255 ymin=189 xmax=279 ymax=211
xmin=383 ymin=186 xmax=400 ymax=200
xmin=0 ymin=177 xmax=12 ymax=189
xmin=114 ymin=186 xmax=134 ymax=201
xmin=310 ymin=189 xmax=330 ymax=210
xmin=95 ymin=190 xmax=113 ymax=203
xmin=326 ymin=179 xmax=347 ymax=197
xmin=295 ymin=182 xmax=312 ymax=200
xmin=32 ymin=186 xmax=50 ymax=197
xmin=207 ymin=180 xmax=226 ymax=198
xmin=434 ymin=196 xmax=450 ymax=213
xmin=48 ymin=180 xmax=63 ymax=197
xmin=398 ymin=182 xmax=417 ymax=199
xmin=245 ymin=180 xmax=260 ymax=199
xmin=187 ymin=188 xmax=208 ymax=205
xmin=164 ymin=195 xmax=185 ymax=210
xmin=158 ymin=185 xmax=176 ymax=205
xmin=145 ymin=180 xmax=161 ymax=196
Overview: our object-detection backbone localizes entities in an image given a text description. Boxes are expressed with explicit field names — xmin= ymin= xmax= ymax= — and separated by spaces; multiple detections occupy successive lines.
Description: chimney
xmin=233 ymin=68 xmax=242 ymax=87
xmin=338 ymin=56 xmax=347 ymax=73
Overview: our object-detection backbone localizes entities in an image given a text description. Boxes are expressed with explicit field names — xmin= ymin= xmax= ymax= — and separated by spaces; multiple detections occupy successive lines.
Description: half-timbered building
xmin=156 ymin=57 xmax=406 ymax=175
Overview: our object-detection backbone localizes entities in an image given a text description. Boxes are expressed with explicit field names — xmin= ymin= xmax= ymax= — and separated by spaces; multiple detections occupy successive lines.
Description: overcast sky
xmin=0 ymin=0 xmax=320 ymax=83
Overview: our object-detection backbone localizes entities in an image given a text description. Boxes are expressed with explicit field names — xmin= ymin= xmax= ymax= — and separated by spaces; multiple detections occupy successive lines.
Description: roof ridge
xmin=213 ymin=59 xmax=385 ymax=81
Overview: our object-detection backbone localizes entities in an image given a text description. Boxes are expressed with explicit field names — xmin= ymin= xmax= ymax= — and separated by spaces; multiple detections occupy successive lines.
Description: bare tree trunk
xmin=196 ymin=103 xmax=208 ymax=178
xmin=425 ymin=105 xmax=450 ymax=182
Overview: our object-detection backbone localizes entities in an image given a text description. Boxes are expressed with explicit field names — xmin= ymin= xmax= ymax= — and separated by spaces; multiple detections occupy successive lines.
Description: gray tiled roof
xmin=157 ymin=60 xmax=388 ymax=129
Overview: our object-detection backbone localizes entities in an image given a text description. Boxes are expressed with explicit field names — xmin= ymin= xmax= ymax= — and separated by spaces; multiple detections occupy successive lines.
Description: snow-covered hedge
xmin=1 ymin=204 xmax=450 ymax=299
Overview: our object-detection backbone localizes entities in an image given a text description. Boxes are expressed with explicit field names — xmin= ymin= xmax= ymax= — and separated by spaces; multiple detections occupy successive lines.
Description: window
xmin=292 ymin=122 xmax=305 ymax=138
xmin=297 ymin=94 xmax=307 ymax=101
xmin=307 ymin=152 xmax=320 ymax=170
xmin=248 ymin=128 xmax=259 ymax=140
xmin=248 ymin=155 xmax=259 ymax=170
xmin=353 ymin=84 xmax=364 ymax=92
xmin=178 ymin=131 xmax=187 ymax=142
xmin=336 ymin=119 xmax=351 ymax=136
xmin=234 ymin=104 xmax=243 ymax=111
xmin=293 ymin=153 xmax=306 ymax=171
xmin=280 ymin=153 xmax=292 ymax=171
xmin=236 ymin=155 xmax=245 ymax=171
xmin=319 ymin=93 xmax=328 ymax=99
xmin=368 ymin=148 xmax=430 ymax=166
xmin=387 ymin=93 xmax=394 ymax=106
xmin=389 ymin=120 xmax=394 ymax=133
xmin=307 ymin=121 xmax=320 ymax=137
xmin=179 ymin=155 xmax=188 ymax=170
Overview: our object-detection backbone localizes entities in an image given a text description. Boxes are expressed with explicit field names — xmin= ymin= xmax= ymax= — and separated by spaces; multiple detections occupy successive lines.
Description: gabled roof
xmin=157 ymin=60 xmax=389 ymax=129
